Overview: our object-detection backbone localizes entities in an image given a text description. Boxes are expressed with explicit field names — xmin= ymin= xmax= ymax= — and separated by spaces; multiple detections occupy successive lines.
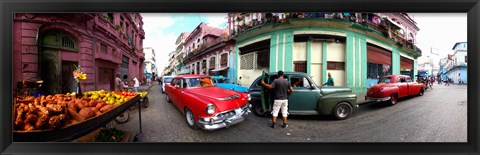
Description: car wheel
xmin=418 ymin=88 xmax=425 ymax=96
xmin=142 ymin=97 xmax=149 ymax=108
xmin=114 ymin=111 xmax=130 ymax=124
xmin=166 ymin=94 xmax=172 ymax=103
xmin=184 ymin=108 xmax=199 ymax=130
xmin=389 ymin=94 xmax=398 ymax=106
xmin=252 ymin=103 xmax=269 ymax=117
xmin=332 ymin=102 xmax=352 ymax=120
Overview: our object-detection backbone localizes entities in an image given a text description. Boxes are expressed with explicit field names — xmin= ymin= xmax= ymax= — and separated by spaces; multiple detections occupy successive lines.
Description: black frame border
xmin=1 ymin=0 xmax=479 ymax=154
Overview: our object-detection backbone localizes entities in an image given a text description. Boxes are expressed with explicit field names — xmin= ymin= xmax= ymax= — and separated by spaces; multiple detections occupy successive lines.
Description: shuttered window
xmin=294 ymin=61 xmax=307 ymax=73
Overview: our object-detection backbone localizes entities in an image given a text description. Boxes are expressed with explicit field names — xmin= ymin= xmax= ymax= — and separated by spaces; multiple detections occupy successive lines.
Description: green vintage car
xmin=248 ymin=72 xmax=358 ymax=120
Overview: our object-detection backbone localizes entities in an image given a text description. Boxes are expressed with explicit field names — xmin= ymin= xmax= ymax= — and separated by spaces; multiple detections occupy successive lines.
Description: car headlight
xmin=206 ymin=104 xmax=216 ymax=115
xmin=247 ymin=94 xmax=251 ymax=101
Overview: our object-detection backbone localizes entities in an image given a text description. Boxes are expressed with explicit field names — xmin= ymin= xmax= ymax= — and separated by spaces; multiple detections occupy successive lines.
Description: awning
xmin=386 ymin=17 xmax=403 ymax=29
xmin=210 ymin=67 xmax=229 ymax=72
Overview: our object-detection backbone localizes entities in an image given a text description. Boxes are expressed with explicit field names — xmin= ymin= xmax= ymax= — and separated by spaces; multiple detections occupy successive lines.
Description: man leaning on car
xmin=260 ymin=71 xmax=294 ymax=128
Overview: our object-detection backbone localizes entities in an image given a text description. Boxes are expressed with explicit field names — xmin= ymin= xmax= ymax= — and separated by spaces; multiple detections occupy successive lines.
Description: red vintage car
xmin=365 ymin=74 xmax=425 ymax=105
xmin=164 ymin=75 xmax=251 ymax=130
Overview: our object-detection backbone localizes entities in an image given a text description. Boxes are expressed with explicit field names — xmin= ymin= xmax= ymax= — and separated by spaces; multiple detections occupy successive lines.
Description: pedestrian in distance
xmin=259 ymin=71 xmax=294 ymax=128
xmin=123 ymin=75 xmax=129 ymax=92
xmin=133 ymin=77 xmax=140 ymax=92
xmin=115 ymin=74 xmax=123 ymax=92
xmin=322 ymin=72 xmax=334 ymax=86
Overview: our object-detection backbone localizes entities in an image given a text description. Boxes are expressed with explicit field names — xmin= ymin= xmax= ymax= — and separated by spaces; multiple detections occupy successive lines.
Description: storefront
xmin=400 ymin=56 xmax=414 ymax=78
xmin=367 ymin=44 xmax=392 ymax=88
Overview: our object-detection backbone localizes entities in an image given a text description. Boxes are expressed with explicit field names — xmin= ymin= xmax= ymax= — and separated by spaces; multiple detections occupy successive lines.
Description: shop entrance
xmin=61 ymin=61 xmax=78 ymax=94
xmin=367 ymin=44 xmax=392 ymax=88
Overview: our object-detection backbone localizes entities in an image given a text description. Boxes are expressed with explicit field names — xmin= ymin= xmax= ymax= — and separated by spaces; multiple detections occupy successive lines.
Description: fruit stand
xmin=13 ymin=91 xmax=146 ymax=142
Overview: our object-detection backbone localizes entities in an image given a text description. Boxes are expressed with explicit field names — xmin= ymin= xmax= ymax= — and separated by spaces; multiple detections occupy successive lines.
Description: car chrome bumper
xmin=197 ymin=104 xmax=251 ymax=131
xmin=365 ymin=96 xmax=391 ymax=102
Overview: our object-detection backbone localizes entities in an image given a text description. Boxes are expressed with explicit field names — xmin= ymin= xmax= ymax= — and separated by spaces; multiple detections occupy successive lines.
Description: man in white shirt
xmin=133 ymin=77 xmax=140 ymax=92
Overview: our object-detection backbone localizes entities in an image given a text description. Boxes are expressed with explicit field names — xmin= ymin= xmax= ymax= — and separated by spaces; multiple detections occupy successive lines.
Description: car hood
xmin=185 ymin=86 xmax=241 ymax=101
xmin=216 ymin=83 xmax=248 ymax=92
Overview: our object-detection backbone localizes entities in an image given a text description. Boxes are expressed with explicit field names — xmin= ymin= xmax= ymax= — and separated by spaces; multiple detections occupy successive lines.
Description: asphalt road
xmin=115 ymin=83 xmax=467 ymax=142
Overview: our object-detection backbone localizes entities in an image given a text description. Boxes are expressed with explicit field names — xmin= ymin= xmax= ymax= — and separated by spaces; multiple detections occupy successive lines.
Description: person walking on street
xmin=445 ymin=77 xmax=450 ymax=86
xmin=123 ymin=75 xmax=129 ymax=92
xmin=133 ymin=77 xmax=140 ymax=92
xmin=260 ymin=71 xmax=294 ymax=128
xmin=322 ymin=72 xmax=334 ymax=86
xmin=115 ymin=74 xmax=123 ymax=92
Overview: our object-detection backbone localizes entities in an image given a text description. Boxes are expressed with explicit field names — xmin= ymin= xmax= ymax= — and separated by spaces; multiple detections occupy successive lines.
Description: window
xmin=209 ymin=57 xmax=216 ymax=69
xmin=256 ymin=51 xmax=269 ymax=69
xmin=185 ymin=77 xmax=214 ymax=88
xmin=240 ymin=53 xmax=254 ymax=70
xmin=294 ymin=61 xmax=307 ymax=73
xmin=100 ymin=43 xmax=108 ymax=53
xmin=291 ymin=76 xmax=311 ymax=88
xmin=175 ymin=79 xmax=182 ymax=88
xmin=407 ymin=77 xmax=412 ymax=83
xmin=221 ymin=53 xmax=229 ymax=68
xmin=61 ymin=36 xmax=75 ymax=48
xmin=379 ymin=77 xmax=392 ymax=83
xmin=368 ymin=62 xmax=391 ymax=79
xmin=327 ymin=61 xmax=345 ymax=70
xmin=107 ymin=13 xmax=114 ymax=23
xmin=398 ymin=78 xmax=406 ymax=83
xmin=122 ymin=55 xmax=129 ymax=68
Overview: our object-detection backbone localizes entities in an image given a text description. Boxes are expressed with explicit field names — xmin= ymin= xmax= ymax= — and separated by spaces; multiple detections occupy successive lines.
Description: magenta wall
xmin=13 ymin=13 xmax=145 ymax=93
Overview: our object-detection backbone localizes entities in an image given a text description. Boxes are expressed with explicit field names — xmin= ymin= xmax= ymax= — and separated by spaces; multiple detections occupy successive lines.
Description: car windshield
xmin=379 ymin=77 xmax=392 ymax=83
xmin=216 ymin=78 xmax=230 ymax=83
xmin=164 ymin=77 xmax=173 ymax=83
xmin=186 ymin=77 xmax=214 ymax=88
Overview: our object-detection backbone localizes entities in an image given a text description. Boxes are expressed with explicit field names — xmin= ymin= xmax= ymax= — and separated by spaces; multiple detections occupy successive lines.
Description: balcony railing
xmin=230 ymin=13 xmax=419 ymax=54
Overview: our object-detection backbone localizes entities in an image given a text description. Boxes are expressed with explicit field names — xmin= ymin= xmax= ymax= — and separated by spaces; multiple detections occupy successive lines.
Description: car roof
xmin=266 ymin=72 xmax=309 ymax=76
xmin=210 ymin=76 xmax=228 ymax=79
xmin=384 ymin=74 xmax=410 ymax=78
xmin=175 ymin=74 xmax=209 ymax=78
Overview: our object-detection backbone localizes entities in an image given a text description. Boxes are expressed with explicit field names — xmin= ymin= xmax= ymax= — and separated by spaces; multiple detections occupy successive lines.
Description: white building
xmin=143 ymin=47 xmax=156 ymax=79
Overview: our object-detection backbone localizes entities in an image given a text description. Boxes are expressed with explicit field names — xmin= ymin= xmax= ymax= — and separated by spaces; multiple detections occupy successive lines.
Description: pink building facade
xmin=13 ymin=13 xmax=145 ymax=95
xmin=183 ymin=23 xmax=232 ymax=77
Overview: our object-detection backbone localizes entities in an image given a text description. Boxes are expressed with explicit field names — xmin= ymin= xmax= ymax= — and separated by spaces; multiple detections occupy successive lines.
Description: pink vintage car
xmin=165 ymin=75 xmax=251 ymax=130
xmin=366 ymin=74 xmax=425 ymax=105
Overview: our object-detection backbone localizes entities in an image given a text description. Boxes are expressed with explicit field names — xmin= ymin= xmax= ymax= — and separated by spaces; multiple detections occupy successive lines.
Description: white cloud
xmin=201 ymin=13 xmax=228 ymax=28
xmin=141 ymin=13 xmax=177 ymax=75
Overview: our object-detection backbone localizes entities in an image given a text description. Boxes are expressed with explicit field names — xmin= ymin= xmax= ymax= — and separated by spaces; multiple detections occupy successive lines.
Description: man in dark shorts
xmin=260 ymin=71 xmax=294 ymax=128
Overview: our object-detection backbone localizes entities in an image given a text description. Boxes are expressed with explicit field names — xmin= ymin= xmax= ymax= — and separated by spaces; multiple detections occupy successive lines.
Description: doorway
xmin=61 ymin=61 xmax=78 ymax=94
xmin=41 ymin=49 xmax=61 ymax=95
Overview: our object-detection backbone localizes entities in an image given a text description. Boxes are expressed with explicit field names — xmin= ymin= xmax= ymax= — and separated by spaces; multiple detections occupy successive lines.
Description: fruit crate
xmin=13 ymin=95 xmax=141 ymax=142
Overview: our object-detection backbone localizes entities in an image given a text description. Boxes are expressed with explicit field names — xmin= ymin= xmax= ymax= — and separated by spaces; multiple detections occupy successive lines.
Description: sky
xmin=141 ymin=13 xmax=228 ymax=75
xmin=141 ymin=13 xmax=467 ymax=75
xmin=410 ymin=13 xmax=467 ymax=67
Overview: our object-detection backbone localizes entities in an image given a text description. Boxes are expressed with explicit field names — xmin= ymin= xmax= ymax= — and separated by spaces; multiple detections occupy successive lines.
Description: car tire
xmin=418 ymin=88 xmax=425 ymax=96
xmin=166 ymin=94 xmax=172 ymax=103
xmin=252 ymin=103 xmax=269 ymax=117
xmin=114 ymin=111 xmax=130 ymax=124
xmin=332 ymin=102 xmax=353 ymax=120
xmin=184 ymin=108 xmax=199 ymax=130
xmin=389 ymin=94 xmax=398 ymax=106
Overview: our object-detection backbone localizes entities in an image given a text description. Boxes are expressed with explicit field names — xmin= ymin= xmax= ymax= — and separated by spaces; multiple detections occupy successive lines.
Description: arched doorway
xmin=40 ymin=30 xmax=79 ymax=95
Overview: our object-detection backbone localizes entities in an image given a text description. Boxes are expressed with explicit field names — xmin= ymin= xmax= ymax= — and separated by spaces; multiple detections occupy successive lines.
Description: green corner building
xmin=228 ymin=13 xmax=422 ymax=102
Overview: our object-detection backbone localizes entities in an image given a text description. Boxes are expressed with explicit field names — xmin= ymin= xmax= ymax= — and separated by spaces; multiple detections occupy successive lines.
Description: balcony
xmin=231 ymin=13 xmax=420 ymax=57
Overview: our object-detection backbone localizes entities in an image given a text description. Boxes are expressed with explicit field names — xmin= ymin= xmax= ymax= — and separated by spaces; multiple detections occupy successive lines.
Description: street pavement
xmin=115 ymin=83 xmax=467 ymax=142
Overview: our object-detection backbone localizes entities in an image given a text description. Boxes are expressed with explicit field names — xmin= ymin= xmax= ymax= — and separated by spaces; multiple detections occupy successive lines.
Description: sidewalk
xmin=138 ymin=84 xmax=154 ymax=92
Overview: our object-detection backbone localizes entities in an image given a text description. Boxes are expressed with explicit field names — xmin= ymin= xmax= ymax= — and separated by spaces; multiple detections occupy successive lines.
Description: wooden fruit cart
xmin=13 ymin=95 xmax=143 ymax=142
